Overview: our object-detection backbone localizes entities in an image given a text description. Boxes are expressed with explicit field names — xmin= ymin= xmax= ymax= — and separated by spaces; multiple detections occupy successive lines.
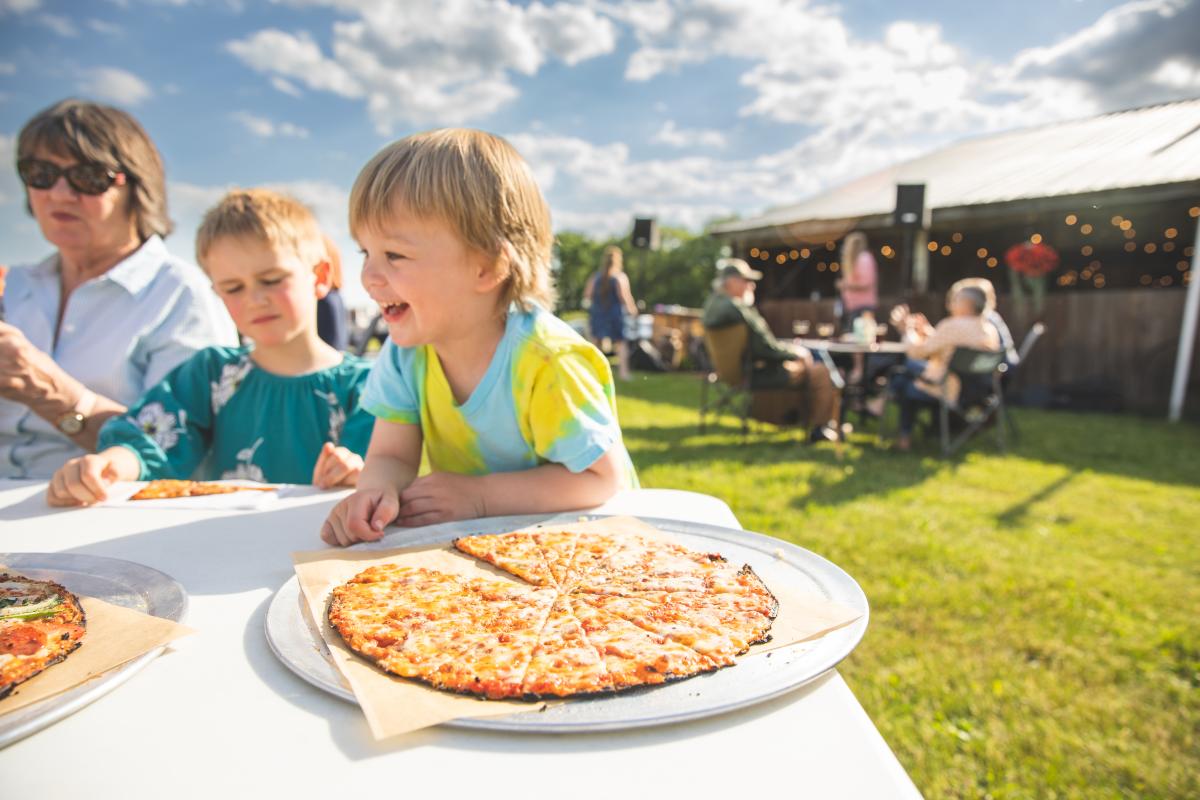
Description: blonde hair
xmin=195 ymin=189 xmax=327 ymax=271
xmin=19 ymin=98 xmax=172 ymax=241
xmin=948 ymin=277 xmax=997 ymax=312
xmin=840 ymin=232 xmax=869 ymax=276
xmin=597 ymin=245 xmax=624 ymax=305
xmin=349 ymin=128 xmax=554 ymax=311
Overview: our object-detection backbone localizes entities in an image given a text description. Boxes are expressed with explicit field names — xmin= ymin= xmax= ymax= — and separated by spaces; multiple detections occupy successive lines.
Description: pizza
xmin=129 ymin=479 xmax=275 ymax=501
xmin=1 ymin=574 xmax=87 ymax=699
xmin=328 ymin=529 xmax=778 ymax=699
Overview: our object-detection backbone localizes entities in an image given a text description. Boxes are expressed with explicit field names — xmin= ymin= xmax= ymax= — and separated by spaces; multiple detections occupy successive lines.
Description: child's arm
xmin=47 ymin=446 xmax=142 ymax=506
xmin=395 ymin=447 xmax=623 ymax=528
xmin=320 ymin=419 xmax=422 ymax=546
xmin=311 ymin=442 xmax=365 ymax=489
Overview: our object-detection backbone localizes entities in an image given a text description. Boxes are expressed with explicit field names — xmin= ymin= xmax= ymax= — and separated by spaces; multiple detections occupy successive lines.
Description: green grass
xmin=615 ymin=373 xmax=1200 ymax=800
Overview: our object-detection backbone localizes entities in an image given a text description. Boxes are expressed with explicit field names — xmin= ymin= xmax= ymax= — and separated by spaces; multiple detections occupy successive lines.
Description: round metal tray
xmin=0 ymin=552 xmax=188 ymax=748
xmin=265 ymin=514 xmax=869 ymax=733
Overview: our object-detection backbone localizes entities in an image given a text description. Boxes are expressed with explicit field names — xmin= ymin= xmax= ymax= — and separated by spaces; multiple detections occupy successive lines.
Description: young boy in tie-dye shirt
xmin=321 ymin=129 xmax=637 ymax=546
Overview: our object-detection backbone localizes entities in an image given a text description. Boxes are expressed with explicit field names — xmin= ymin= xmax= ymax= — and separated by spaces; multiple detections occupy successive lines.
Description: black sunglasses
xmin=17 ymin=157 xmax=123 ymax=196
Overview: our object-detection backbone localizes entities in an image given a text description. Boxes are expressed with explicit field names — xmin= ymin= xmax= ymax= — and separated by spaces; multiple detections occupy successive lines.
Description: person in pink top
xmin=836 ymin=231 xmax=878 ymax=381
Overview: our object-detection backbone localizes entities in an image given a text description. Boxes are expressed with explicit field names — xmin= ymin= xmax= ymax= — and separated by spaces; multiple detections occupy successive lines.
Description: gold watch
xmin=56 ymin=390 xmax=94 ymax=436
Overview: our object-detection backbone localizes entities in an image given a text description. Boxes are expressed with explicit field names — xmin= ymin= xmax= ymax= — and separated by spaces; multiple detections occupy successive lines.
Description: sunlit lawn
xmin=616 ymin=372 xmax=1200 ymax=800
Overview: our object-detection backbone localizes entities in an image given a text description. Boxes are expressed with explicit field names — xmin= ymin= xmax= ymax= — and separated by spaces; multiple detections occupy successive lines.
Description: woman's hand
xmin=0 ymin=321 xmax=59 ymax=405
xmin=396 ymin=472 xmax=487 ymax=528
xmin=46 ymin=447 xmax=140 ymax=507
xmin=311 ymin=442 xmax=365 ymax=489
xmin=320 ymin=487 xmax=400 ymax=547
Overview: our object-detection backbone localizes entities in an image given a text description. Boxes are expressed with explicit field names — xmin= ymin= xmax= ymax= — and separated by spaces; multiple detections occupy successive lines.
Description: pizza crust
xmin=0 ymin=575 xmax=88 ymax=699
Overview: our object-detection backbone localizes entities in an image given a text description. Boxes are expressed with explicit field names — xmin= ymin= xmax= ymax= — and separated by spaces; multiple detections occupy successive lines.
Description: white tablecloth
xmin=0 ymin=480 xmax=921 ymax=799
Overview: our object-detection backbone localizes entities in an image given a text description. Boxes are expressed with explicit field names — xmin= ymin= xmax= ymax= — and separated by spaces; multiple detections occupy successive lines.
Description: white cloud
xmin=652 ymin=120 xmax=727 ymax=149
xmin=78 ymin=67 xmax=153 ymax=106
xmin=231 ymin=111 xmax=310 ymax=138
xmin=38 ymin=13 xmax=77 ymax=36
xmin=227 ymin=0 xmax=618 ymax=133
xmin=0 ymin=133 xmax=21 ymax=206
xmin=87 ymin=18 xmax=123 ymax=35
xmin=270 ymin=76 xmax=302 ymax=97
xmin=0 ymin=0 xmax=40 ymax=12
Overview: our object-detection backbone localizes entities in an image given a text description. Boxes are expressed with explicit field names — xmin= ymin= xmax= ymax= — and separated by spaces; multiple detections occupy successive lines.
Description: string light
xmin=1081 ymin=245 xmax=1093 ymax=256
xmin=825 ymin=241 xmax=836 ymax=251
xmin=1164 ymin=242 xmax=1176 ymax=252
xmin=1030 ymin=233 xmax=1043 ymax=244
xmin=1065 ymin=214 xmax=1077 ymax=225
xmin=1089 ymin=260 xmax=1102 ymax=270
xmin=1080 ymin=224 xmax=1093 ymax=235
xmin=817 ymin=262 xmax=826 ymax=271
xmin=1111 ymin=215 xmax=1123 ymax=225
xmin=1119 ymin=220 xmax=1133 ymax=230
xmin=1186 ymin=247 xmax=1195 ymax=257
xmin=776 ymin=253 xmax=787 ymax=264
xmin=760 ymin=251 xmax=769 ymax=260
xmin=951 ymin=232 xmax=963 ymax=243
xmin=1140 ymin=275 xmax=1152 ymax=285
xmin=1124 ymin=242 xmax=1137 ymax=252
xmin=1144 ymin=243 xmax=1157 ymax=254
xmin=986 ymin=257 xmax=997 ymax=268
xmin=789 ymin=249 xmax=799 ymax=259
xmin=830 ymin=262 xmax=840 ymax=272
xmin=1190 ymin=206 xmax=1199 ymax=218
xmin=940 ymin=245 xmax=952 ymax=256
xmin=750 ymin=247 xmax=760 ymax=257
xmin=1180 ymin=260 xmax=1190 ymax=271
xmin=1081 ymin=269 xmax=1092 ymax=280
xmin=1094 ymin=275 xmax=1105 ymax=288
xmin=1123 ymin=229 xmax=1136 ymax=239
xmin=800 ymin=248 xmax=811 ymax=258
xmin=1160 ymin=276 xmax=1174 ymax=287
xmin=927 ymin=240 xmax=939 ymax=251
xmin=1165 ymin=228 xmax=1178 ymax=239
xmin=880 ymin=245 xmax=894 ymax=258
xmin=976 ymin=248 xmax=988 ymax=258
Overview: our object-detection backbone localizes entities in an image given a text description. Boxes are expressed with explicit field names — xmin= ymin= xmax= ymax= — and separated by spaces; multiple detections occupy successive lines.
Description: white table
xmin=0 ymin=480 xmax=921 ymax=799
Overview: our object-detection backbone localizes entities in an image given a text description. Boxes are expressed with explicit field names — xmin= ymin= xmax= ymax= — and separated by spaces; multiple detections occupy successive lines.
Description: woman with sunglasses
xmin=0 ymin=98 xmax=236 ymax=478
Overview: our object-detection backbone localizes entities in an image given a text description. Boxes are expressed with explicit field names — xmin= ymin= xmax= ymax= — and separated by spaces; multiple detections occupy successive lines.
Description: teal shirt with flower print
xmin=98 ymin=346 xmax=374 ymax=483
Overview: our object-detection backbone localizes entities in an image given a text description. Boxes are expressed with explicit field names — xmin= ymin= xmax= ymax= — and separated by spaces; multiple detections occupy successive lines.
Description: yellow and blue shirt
xmin=361 ymin=306 xmax=637 ymax=487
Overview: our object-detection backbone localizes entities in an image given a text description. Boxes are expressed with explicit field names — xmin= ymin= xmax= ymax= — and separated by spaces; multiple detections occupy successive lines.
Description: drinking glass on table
xmin=792 ymin=320 xmax=811 ymax=336
xmin=816 ymin=322 xmax=836 ymax=338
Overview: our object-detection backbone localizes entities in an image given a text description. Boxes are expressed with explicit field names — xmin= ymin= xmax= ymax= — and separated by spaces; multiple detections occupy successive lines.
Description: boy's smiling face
xmin=358 ymin=205 xmax=502 ymax=350
xmin=206 ymin=234 xmax=329 ymax=348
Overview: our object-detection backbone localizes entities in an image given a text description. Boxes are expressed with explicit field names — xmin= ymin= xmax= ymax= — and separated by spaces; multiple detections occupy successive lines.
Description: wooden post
xmin=1168 ymin=213 xmax=1200 ymax=421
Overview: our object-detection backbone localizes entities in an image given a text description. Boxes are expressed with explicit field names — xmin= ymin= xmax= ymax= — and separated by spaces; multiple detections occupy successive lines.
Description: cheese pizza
xmin=129 ymin=480 xmax=275 ymax=501
xmin=1 ymin=574 xmax=87 ymax=699
xmin=328 ymin=530 xmax=778 ymax=699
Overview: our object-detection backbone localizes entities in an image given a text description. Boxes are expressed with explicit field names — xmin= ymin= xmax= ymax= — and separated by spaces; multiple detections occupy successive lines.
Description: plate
xmin=265 ymin=514 xmax=869 ymax=733
xmin=0 ymin=553 xmax=188 ymax=748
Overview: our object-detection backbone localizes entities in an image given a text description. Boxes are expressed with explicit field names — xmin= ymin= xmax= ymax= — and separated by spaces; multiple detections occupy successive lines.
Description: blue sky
xmin=1 ymin=0 xmax=1198 ymax=308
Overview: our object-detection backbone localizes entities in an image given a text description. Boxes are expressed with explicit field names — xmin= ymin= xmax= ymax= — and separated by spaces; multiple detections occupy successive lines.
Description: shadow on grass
xmin=995 ymin=468 xmax=1081 ymax=528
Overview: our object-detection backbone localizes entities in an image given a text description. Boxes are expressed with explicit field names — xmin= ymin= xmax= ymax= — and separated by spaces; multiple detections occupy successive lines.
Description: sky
xmin=1 ymin=0 xmax=1198 ymax=308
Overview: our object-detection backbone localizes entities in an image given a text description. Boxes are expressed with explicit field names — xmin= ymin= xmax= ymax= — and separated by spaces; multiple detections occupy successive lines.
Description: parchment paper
xmin=0 ymin=578 xmax=196 ymax=716
xmin=292 ymin=516 xmax=862 ymax=739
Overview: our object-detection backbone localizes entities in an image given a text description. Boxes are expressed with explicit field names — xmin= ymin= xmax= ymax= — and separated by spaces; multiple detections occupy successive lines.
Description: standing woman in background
xmin=316 ymin=233 xmax=349 ymax=351
xmin=584 ymin=245 xmax=638 ymax=380
xmin=837 ymin=231 xmax=879 ymax=382
xmin=0 ymin=98 xmax=236 ymax=478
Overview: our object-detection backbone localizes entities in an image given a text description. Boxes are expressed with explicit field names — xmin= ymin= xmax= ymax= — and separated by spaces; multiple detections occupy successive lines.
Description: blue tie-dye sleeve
xmin=360 ymin=340 xmax=420 ymax=425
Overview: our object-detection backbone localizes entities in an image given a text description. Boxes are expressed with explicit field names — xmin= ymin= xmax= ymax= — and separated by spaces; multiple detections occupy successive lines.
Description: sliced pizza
xmin=129 ymin=479 xmax=275 ymax=501
xmin=1 ymin=574 xmax=87 ymax=699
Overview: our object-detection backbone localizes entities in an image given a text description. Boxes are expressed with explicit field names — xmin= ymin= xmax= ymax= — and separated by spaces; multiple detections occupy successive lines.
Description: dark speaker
xmin=894 ymin=184 xmax=925 ymax=227
xmin=631 ymin=217 xmax=659 ymax=250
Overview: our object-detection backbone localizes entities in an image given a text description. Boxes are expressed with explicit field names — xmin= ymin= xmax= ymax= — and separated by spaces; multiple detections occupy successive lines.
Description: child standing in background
xmin=321 ymin=128 xmax=636 ymax=546
xmin=47 ymin=189 xmax=373 ymax=505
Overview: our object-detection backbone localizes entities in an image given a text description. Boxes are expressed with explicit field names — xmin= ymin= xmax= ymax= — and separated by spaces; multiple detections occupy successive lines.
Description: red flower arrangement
xmin=1004 ymin=241 xmax=1060 ymax=277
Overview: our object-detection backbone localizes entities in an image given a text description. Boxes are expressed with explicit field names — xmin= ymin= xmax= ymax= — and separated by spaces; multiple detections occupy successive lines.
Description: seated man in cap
xmin=702 ymin=258 xmax=841 ymax=442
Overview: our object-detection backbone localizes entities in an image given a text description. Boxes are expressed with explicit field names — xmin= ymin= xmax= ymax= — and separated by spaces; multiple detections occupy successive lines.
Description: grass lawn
xmin=615 ymin=372 xmax=1199 ymax=800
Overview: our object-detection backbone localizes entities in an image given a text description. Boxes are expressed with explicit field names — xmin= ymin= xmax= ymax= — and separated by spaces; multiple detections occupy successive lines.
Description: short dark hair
xmin=17 ymin=98 xmax=172 ymax=241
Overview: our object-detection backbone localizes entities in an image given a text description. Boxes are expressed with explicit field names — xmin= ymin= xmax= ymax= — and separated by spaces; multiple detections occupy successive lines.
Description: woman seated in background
xmin=947 ymin=277 xmax=1018 ymax=368
xmin=878 ymin=285 xmax=1000 ymax=451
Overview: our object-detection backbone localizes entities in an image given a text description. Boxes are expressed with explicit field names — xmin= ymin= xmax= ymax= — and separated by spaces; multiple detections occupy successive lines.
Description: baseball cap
xmin=716 ymin=257 xmax=763 ymax=281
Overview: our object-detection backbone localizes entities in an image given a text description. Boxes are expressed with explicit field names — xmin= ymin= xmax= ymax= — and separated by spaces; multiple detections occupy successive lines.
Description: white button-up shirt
xmin=1 ymin=235 xmax=237 ymax=478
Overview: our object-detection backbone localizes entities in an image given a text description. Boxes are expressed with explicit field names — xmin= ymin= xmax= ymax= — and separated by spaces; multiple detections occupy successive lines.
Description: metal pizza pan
xmin=0 ymin=552 xmax=188 ymax=748
xmin=265 ymin=514 xmax=868 ymax=733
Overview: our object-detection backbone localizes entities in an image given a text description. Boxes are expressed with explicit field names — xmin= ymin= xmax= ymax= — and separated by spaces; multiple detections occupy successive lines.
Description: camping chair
xmin=932 ymin=347 xmax=1010 ymax=457
xmin=1002 ymin=322 xmax=1045 ymax=444
xmin=699 ymin=324 xmax=752 ymax=437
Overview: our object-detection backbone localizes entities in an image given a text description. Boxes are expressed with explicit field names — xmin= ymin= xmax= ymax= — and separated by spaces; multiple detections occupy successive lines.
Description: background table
xmin=0 ymin=480 xmax=921 ymax=799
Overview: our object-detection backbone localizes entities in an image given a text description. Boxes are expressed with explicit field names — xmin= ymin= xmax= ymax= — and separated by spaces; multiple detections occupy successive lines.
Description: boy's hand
xmin=47 ymin=451 xmax=128 ymax=507
xmin=312 ymin=442 xmax=365 ymax=489
xmin=320 ymin=487 xmax=400 ymax=547
xmin=397 ymin=472 xmax=487 ymax=528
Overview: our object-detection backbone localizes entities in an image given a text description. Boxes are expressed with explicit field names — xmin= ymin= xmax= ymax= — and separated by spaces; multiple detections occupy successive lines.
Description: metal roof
xmin=712 ymin=98 xmax=1200 ymax=238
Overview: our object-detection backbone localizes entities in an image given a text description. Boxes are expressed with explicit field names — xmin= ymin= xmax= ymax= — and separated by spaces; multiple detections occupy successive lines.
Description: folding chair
xmin=932 ymin=347 xmax=1010 ymax=457
xmin=1003 ymin=322 xmax=1045 ymax=444
xmin=698 ymin=324 xmax=752 ymax=437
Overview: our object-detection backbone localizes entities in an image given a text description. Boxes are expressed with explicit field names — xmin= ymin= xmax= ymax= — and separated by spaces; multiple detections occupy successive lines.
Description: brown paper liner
xmin=0 ymin=574 xmax=196 ymax=716
xmin=292 ymin=516 xmax=862 ymax=739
